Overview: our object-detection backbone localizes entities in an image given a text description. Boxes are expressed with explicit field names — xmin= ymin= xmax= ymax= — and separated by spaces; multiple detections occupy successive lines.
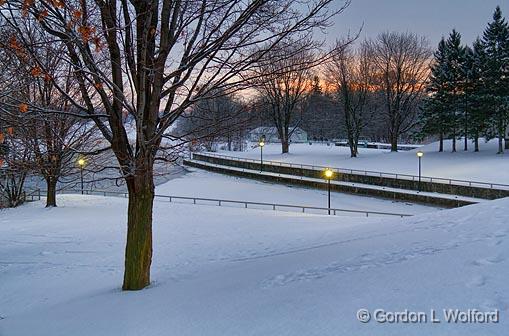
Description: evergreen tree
xmin=465 ymin=39 xmax=489 ymax=152
xmin=421 ymin=38 xmax=449 ymax=152
xmin=421 ymin=31 xmax=466 ymax=152
xmin=481 ymin=6 xmax=509 ymax=153
xmin=443 ymin=29 xmax=466 ymax=152
xmin=460 ymin=46 xmax=473 ymax=151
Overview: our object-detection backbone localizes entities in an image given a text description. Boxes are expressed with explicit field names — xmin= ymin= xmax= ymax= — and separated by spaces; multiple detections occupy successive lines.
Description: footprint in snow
xmin=472 ymin=255 xmax=506 ymax=266
xmin=466 ymin=275 xmax=486 ymax=288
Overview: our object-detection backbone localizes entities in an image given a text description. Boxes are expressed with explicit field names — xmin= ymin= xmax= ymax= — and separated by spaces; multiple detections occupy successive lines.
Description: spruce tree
xmin=444 ymin=29 xmax=466 ymax=152
xmin=481 ymin=6 xmax=509 ymax=153
xmin=461 ymin=46 xmax=473 ymax=151
xmin=421 ymin=38 xmax=450 ymax=152
xmin=467 ymin=39 xmax=489 ymax=152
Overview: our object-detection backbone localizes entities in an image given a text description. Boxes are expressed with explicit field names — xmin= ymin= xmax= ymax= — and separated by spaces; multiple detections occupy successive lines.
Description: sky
xmin=327 ymin=0 xmax=509 ymax=48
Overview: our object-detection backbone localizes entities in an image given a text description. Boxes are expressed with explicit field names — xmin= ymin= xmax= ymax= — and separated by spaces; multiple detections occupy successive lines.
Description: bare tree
xmin=0 ymin=29 xmax=99 ymax=207
xmin=1 ymin=0 xmax=343 ymax=290
xmin=176 ymin=90 xmax=250 ymax=152
xmin=0 ymin=138 xmax=31 ymax=208
xmin=327 ymin=40 xmax=377 ymax=157
xmin=252 ymin=39 xmax=317 ymax=153
xmin=366 ymin=32 xmax=431 ymax=151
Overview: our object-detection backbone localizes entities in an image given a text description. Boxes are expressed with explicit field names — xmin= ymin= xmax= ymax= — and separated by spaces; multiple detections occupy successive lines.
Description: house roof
xmin=249 ymin=126 xmax=306 ymax=134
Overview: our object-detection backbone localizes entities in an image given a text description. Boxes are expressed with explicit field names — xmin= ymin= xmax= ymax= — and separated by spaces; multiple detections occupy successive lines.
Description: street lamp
xmin=416 ymin=151 xmax=423 ymax=192
xmin=324 ymin=168 xmax=334 ymax=215
xmin=259 ymin=137 xmax=265 ymax=172
xmin=77 ymin=158 xmax=86 ymax=195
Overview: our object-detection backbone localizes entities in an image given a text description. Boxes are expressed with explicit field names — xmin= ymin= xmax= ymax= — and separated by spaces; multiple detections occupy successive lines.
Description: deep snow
xmin=218 ymin=139 xmax=509 ymax=184
xmin=1 ymin=184 xmax=507 ymax=335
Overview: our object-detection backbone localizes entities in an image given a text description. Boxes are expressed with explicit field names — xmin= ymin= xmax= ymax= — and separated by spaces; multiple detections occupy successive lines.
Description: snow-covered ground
xmin=1 ymin=187 xmax=508 ymax=335
xmin=217 ymin=139 xmax=509 ymax=184
xmin=156 ymin=170 xmax=439 ymax=215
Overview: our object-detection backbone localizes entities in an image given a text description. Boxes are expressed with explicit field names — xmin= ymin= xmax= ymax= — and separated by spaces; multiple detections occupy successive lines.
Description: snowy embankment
xmin=156 ymin=170 xmax=439 ymax=215
xmin=219 ymin=139 xmax=509 ymax=184
xmin=0 ymin=190 xmax=507 ymax=335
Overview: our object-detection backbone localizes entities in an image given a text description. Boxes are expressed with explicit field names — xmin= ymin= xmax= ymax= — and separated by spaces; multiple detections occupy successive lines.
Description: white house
xmin=248 ymin=126 xmax=308 ymax=143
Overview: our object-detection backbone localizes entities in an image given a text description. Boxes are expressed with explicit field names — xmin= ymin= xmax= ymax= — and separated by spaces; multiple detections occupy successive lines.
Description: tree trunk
xmin=350 ymin=143 xmax=357 ymax=158
xmin=439 ymin=133 xmax=443 ymax=152
xmin=464 ymin=99 xmax=468 ymax=151
xmin=497 ymin=120 xmax=504 ymax=154
xmin=348 ymin=134 xmax=358 ymax=158
xmin=452 ymin=133 xmax=456 ymax=152
xmin=281 ymin=140 xmax=289 ymax=154
xmin=123 ymin=170 xmax=154 ymax=291
xmin=46 ymin=177 xmax=57 ymax=207
xmin=474 ymin=136 xmax=479 ymax=152
xmin=390 ymin=135 xmax=398 ymax=152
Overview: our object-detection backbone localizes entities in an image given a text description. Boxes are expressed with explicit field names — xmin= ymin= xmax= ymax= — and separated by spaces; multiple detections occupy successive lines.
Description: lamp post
xmin=416 ymin=151 xmax=423 ymax=192
xmin=324 ymin=168 xmax=334 ymax=215
xmin=77 ymin=158 xmax=86 ymax=195
xmin=259 ymin=137 xmax=265 ymax=172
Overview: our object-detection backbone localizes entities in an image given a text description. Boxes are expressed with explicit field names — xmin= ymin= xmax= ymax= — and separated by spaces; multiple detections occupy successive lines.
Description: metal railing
xmin=44 ymin=188 xmax=412 ymax=218
xmin=195 ymin=152 xmax=509 ymax=190
xmin=24 ymin=189 xmax=42 ymax=202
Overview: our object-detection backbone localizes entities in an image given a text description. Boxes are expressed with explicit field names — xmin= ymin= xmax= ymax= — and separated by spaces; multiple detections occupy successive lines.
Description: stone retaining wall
xmin=184 ymin=159 xmax=475 ymax=208
xmin=192 ymin=153 xmax=509 ymax=200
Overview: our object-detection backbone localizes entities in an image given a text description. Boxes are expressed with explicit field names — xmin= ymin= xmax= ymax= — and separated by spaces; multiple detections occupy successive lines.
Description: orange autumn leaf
xmin=0 ymin=133 xmax=4 ymax=143
xmin=0 ymin=159 xmax=4 ymax=167
xmin=37 ymin=9 xmax=49 ymax=21
xmin=72 ymin=10 xmax=82 ymax=20
xmin=44 ymin=73 xmax=52 ymax=82
xmin=7 ymin=127 xmax=14 ymax=135
xmin=0 ymin=0 xmax=6 ymax=6
xmin=94 ymin=82 xmax=103 ymax=89
xmin=92 ymin=37 xmax=102 ymax=52
xmin=51 ymin=0 xmax=64 ymax=8
xmin=22 ymin=0 xmax=34 ymax=16
xmin=78 ymin=26 xmax=96 ymax=43
xmin=31 ymin=66 xmax=42 ymax=77
xmin=8 ymin=36 xmax=26 ymax=59
xmin=19 ymin=103 xmax=29 ymax=113
xmin=8 ymin=36 xmax=21 ymax=51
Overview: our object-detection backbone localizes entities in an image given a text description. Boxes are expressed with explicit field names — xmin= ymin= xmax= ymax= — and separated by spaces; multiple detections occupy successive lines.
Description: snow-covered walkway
xmin=217 ymin=139 xmax=509 ymax=184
